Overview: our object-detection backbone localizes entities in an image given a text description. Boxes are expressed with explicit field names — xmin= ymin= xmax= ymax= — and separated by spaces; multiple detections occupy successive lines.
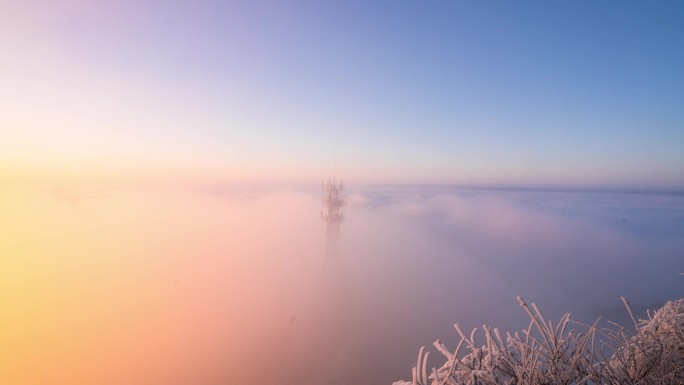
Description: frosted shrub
xmin=606 ymin=298 xmax=684 ymax=384
xmin=394 ymin=297 xmax=684 ymax=385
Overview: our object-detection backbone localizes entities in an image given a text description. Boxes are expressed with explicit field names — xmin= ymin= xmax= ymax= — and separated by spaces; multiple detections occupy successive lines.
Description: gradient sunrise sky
xmin=1 ymin=1 xmax=683 ymax=185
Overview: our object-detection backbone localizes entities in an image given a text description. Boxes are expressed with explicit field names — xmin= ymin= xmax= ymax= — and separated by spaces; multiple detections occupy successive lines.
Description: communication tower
xmin=322 ymin=156 xmax=347 ymax=256
xmin=319 ymin=156 xmax=352 ymax=384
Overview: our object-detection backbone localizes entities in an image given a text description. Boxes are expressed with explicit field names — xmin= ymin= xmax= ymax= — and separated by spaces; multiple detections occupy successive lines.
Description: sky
xmin=2 ymin=4 xmax=683 ymax=384
xmin=1 ymin=1 xmax=683 ymax=185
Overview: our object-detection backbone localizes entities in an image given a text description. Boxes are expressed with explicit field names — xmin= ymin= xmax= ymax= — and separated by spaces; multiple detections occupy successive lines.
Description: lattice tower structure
xmin=322 ymin=180 xmax=347 ymax=256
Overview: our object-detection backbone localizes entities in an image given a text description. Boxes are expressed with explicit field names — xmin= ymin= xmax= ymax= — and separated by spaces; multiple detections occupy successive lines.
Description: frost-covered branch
xmin=394 ymin=297 xmax=684 ymax=385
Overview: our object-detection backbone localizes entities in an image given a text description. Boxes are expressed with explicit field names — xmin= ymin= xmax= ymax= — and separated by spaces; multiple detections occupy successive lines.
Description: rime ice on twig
xmin=395 ymin=297 xmax=684 ymax=384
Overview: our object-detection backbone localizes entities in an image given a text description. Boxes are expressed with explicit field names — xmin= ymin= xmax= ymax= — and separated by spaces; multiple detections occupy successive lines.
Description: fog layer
xmin=1 ymin=184 xmax=682 ymax=385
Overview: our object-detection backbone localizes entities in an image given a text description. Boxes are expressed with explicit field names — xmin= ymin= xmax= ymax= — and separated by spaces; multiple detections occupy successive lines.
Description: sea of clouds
xmin=2 ymin=183 xmax=682 ymax=385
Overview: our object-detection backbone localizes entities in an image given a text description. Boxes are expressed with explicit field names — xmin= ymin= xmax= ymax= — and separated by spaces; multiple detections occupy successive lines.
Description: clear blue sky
xmin=2 ymin=1 xmax=683 ymax=185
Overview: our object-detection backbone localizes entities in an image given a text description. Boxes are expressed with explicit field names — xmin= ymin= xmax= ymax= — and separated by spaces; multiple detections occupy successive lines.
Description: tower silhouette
xmin=318 ymin=156 xmax=352 ymax=384
xmin=321 ymin=154 xmax=347 ymax=257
